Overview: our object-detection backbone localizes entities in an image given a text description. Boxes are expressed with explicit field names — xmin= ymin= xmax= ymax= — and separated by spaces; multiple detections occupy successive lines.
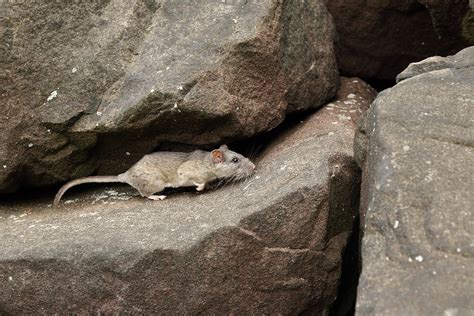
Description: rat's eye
xmin=232 ymin=157 xmax=239 ymax=163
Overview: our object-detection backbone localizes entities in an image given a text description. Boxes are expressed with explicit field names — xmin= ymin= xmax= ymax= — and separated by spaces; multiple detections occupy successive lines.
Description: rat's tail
xmin=53 ymin=176 xmax=124 ymax=207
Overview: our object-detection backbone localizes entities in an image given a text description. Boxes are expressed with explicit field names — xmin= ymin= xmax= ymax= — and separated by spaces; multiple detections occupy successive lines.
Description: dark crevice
xmin=230 ymin=109 xmax=314 ymax=158
xmin=361 ymin=77 xmax=396 ymax=92
xmin=328 ymin=214 xmax=361 ymax=316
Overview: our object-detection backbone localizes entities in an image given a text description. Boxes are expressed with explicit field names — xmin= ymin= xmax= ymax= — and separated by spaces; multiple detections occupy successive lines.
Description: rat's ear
xmin=219 ymin=144 xmax=228 ymax=150
xmin=211 ymin=149 xmax=225 ymax=163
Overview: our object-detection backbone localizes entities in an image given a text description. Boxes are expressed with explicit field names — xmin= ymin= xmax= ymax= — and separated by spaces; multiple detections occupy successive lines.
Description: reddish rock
xmin=0 ymin=0 xmax=338 ymax=193
xmin=326 ymin=0 xmax=472 ymax=80
xmin=0 ymin=78 xmax=375 ymax=314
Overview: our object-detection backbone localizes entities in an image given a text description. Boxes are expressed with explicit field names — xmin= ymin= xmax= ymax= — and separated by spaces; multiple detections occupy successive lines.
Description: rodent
xmin=53 ymin=145 xmax=255 ymax=206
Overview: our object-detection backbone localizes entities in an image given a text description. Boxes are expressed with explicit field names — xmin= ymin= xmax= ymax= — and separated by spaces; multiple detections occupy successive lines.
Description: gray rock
xmin=355 ymin=48 xmax=474 ymax=315
xmin=0 ymin=78 xmax=374 ymax=314
xmin=397 ymin=46 xmax=474 ymax=82
xmin=0 ymin=0 xmax=338 ymax=193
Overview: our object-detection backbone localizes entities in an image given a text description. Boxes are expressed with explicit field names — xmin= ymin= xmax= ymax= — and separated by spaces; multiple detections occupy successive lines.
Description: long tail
xmin=53 ymin=176 xmax=124 ymax=206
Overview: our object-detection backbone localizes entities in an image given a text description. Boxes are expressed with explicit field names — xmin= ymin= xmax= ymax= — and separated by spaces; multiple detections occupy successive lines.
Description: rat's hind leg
xmin=147 ymin=195 xmax=167 ymax=201
xmin=135 ymin=182 xmax=166 ymax=200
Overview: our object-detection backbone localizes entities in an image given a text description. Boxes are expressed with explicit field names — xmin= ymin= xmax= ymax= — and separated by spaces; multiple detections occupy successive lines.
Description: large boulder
xmin=355 ymin=47 xmax=474 ymax=314
xmin=325 ymin=0 xmax=473 ymax=80
xmin=0 ymin=78 xmax=375 ymax=314
xmin=0 ymin=0 xmax=338 ymax=193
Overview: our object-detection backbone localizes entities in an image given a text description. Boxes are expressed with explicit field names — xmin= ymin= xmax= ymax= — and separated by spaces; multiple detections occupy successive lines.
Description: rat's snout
xmin=249 ymin=162 xmax=256 ymax=172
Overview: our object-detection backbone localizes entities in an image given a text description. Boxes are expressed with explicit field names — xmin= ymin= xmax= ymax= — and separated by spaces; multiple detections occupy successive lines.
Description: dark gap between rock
xmin=361 ymin=78 xmax=396 ymax=92
xmin=328 ymin=214 xmax=362 ymax=316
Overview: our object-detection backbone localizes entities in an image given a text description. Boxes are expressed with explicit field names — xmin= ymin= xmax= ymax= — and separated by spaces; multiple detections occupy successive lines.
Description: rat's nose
xmin=251 ymin=162 xmax=256 ymax=171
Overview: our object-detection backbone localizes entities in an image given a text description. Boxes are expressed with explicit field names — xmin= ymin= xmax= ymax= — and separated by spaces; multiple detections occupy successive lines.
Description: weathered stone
xmin=325 ymin=0 xmax=472 ymax=80
xmin=0 ymin=78 xmax=374 ymax=314
xmin=396 ymin=46 xmax=474 ymax=82
xmin=0 ymin=0 xmax=338 ymax=193
xmin=355 ymin=48 xmax=474 ymax=315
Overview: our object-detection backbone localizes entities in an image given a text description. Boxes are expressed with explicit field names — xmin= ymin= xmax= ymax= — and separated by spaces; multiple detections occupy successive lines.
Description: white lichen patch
xmin=93 ymin=194 xmax=109 ymax=202
xmin=28 ymin=143 xmax=33 ymax=148
xmin=125 ymin=152 xmax=131 ymax=156
xmin=347 ymin=93 xmax=356 ymax=99
xmin=415 ymin=255 xmax=424 ymax=262
xmin=393 ymin=220 xmax=399 ymax=229
xmin=72 ymin=67 xmax=78 ymax=73
xmin=79 ymin=212 xmax=98 ymax=218
xmin=444 ymin=308 xmax=459 ymax=316
xmin=47 ymin=90 xmax=58 ymax=102
xmin=96 ymin=111 xmax=102 ymax=116
xmin=112 ymin=196 xmax=132 ymax=201
xmin=403 ymin=145 xmax=410 ymax=151
xmin=338 ymin=115 xmax=351 ymax=121
xmin=424 ymin=172 xmax=434 ymax=182
xmin=3 ymin=165 xmax=6 ymax=169
xmin=173 ymin=102 xmax=181 ymax=112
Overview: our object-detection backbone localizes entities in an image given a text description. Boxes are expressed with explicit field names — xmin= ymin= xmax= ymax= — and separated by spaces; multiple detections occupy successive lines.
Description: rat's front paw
xmin=194 ymin=183 xmax=206 ymax=191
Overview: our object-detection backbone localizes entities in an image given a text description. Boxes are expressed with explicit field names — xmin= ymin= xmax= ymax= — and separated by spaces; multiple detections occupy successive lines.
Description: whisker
xmin=215 ymin=177 xmax=227 ymax=189
xmin=249 ymin=143 xmax=263 ymax=161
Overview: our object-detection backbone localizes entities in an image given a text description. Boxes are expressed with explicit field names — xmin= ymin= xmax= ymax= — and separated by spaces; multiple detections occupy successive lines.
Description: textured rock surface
xmin=325 ymin=0 xmax=472 ymax=80
xmin=396 ymin=46 xmax=474 ymax=82
xmin=0 ymin=0 xmax=338 ymax=193
xmin=0 ymin=79 xmax=374 ymax=314
xmin=355 ymin=48 xmax=474 ymax=315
